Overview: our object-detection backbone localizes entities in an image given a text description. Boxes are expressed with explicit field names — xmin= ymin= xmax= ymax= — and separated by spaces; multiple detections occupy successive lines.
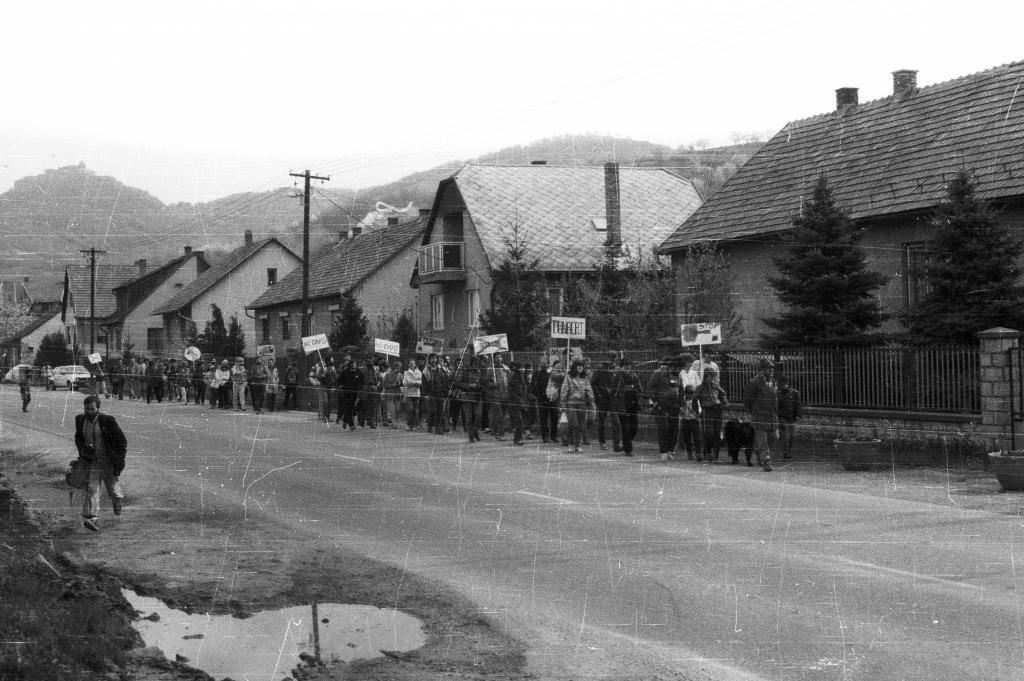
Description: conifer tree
xmin=763 ymin=173 xmax=888 ymax=347
xmin=903 ymin=171 xmax=1024 ymax=344
xmin=225 ymin=315 xmax=246 ymax=357
xmin=478 ymin=221 xmax=548 ymax=351
xmin=329 ymin=292 xmax=369 ymax=350
xmin=390 ymin=311 xmax=417 ymax=355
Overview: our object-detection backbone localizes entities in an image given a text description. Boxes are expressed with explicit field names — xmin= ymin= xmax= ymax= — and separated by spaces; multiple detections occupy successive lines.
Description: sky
xmin=2 ymin=0 xmax=1023 ymax=204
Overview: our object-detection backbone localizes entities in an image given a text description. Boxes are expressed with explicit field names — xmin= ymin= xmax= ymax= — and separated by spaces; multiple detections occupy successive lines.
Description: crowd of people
xmin=47 ymin=348 xmax=802 ymax=468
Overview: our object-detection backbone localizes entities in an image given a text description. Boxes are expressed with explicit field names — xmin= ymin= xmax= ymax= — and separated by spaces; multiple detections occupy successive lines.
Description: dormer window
xmin=267 ymin=268 xmax=277 ymax=286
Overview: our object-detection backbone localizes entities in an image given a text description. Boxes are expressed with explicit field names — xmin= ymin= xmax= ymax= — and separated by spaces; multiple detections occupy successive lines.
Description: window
xmin=546 ymin=287 xmax=564 ymax=316
xmin=466 ymin=290 xmax=480 ymax=328
xmin=260 ymin=317 xmax=271 ymax=343
xmin=267 ymin=268 xmax=277 ymax=286
xmin=431 ymin=294 xmax=445 ymax=331
xmin=281 ymin=315 xmax=291 ymax=340
xmin=904 ymin=243 xmax=933 ymax=307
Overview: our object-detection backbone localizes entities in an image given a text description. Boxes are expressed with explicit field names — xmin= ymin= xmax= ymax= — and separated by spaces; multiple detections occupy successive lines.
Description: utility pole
xmin=80 ymin=247 xmax=107 ymax=355
xmin=289 ymin=170 xmax=329 ymax=380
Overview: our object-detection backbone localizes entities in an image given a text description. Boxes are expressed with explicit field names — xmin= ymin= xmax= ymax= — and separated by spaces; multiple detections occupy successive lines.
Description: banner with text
xmin=550 ymin=316 xmax=586 ymax=340
xmin=301 ymin=333 xmax=330 ymax=354
xmin=88 ymin=353 xmax=103 ymax=365
xmin=473 ymin=333 xmax=509 ymax=355
xmin=374 ymin=338 xmax=400 ymax=357
xmin=416 ymin=337 xmax=444 ymax=354
xmin=680 ymin=322 xmax=722 ymax=347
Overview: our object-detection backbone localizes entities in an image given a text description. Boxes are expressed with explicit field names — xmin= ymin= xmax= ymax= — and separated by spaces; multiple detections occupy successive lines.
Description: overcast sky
xmin=2 ymin=0 xmax=1022 ymax=204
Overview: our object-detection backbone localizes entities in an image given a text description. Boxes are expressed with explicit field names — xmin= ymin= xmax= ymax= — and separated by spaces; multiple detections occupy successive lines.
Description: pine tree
xmin=763 ymin=173 xmax=888 ymax=347
xmin=225 ymin=316 xmax=246 ymax=358
xmin=197 ymin=304 xmax=228 ymax=357
xmin=329 ymin=292 xmax=369 ymax=350
xmin=390 ymin=311 xmax=417 ymax=356
xmin=903 ymin=171 xmax=1024 ymax=344
xmin=478 ymin=220 xmax=548 ymax=351
xmin=34 ymin=331 xmax=72 ymax=367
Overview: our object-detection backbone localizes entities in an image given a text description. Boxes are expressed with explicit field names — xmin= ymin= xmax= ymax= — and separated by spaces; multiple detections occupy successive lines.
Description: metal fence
xmin=719 ymin=346 xmax=980 ymax=413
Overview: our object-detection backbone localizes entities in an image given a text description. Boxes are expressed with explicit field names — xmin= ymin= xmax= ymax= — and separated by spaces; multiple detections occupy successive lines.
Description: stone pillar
xmin=978 ymin=327 xmax=1021 ymax=452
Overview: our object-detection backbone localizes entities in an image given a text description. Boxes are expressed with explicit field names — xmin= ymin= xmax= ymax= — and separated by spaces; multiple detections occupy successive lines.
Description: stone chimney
xmin=244 ymin=229 xmax=253 ymax=246
xmin=184 ymin=245 xmax=192 ymax=256
xmin=387 ymin=217 xmax=399 ymax=227
xmin=603 ymin=162 xmax=622 ymax=254
xmin=835 ymin=87 xmax=859 ymax=112
xmin=135 ymin=259 xmax=147 ymax=275
xmin=892 ymin=70 xmax=918 ymax=98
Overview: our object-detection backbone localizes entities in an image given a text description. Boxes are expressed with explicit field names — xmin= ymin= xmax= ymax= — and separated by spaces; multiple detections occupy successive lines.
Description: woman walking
xmin=402 ymin=358 xmax=422 ymax=430
xmin=558 ymin=360 xmax=595 ymax=453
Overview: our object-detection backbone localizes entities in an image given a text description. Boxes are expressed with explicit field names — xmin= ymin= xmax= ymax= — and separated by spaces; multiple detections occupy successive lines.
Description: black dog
xmin=724 ymin=420 xmax=756 ymax=466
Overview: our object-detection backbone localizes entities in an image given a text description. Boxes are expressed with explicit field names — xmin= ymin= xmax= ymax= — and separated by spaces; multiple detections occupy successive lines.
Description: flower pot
xmin=987 ymin=451 xmax=1024 ymax=491
xmin=834 ymin=439 xmax=882 ymax=471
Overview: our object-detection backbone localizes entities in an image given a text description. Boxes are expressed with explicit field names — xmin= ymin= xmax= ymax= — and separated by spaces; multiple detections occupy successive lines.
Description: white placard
xmin=88 ymin=353 xmax=102 ymax=365
xmin=256 ymin=344 xmax=276 ymax=358
xmin=301 ymin=333 xmax=330 ymax=354
xmin=473 ymin=333 xmax=509 ymax=355
xmin=548 ymin=346 xmax=583 ymax=366
xmin=551 ymin=316 xmax=586 ymax=340
xmin=416 ymin=336 xmax=443 ymax=354
xmin=680 ymin=322 xmax=722 ymax=347
xmin=374 ymin=338 xmax=400 ymax=357
xmin=184 ymin=346 xmax=202 ymax=361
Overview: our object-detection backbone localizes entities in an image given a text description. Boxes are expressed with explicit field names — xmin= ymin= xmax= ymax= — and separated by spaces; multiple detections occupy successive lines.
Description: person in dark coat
xmin=74 ymin=395 xmax=128 ymax=532
xmin=337 ymin=358 xmax=362 ymax=429
xmin=647 ymin=356 xmax=681 ymax=460
xmin=456 ymin=356 xmax=484 ymax=442
xmin=507 ymin=360 xmax=528 ymax=445
xmin=743 ymin=358 xmax=779 ymax=472
xmin=531 ymin=362 xmax=555 ymax=443
xmin=610 ymin=357 xmax=641 ymax=456
xmin=592 ymin=351 xmax=621 ymax=451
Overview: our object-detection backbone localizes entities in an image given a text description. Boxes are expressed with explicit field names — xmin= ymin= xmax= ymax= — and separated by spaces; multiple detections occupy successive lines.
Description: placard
xmin=548 ymin=346 xmax=583 ymax=366
xmin=416 ymin=336 xmax=443 ymax=354
xmin=256 ymin=344 xmax=276 ymax=358
xmin=374 ymin=338 xmax=400 ymax=357
xmin=551 ymin=316 xmax=586 ymax=340
xmin=88 ymin=353 xmax=102 ymax=365
xmin=680 ymin=322 xmax=722 ymax=347
xmin=473 ymin=333 xmax=509 ymax=355
xmin=184 ymin=346 xmax=202 ymax=361
xmin=301 ymin=333 xmax=330 ymax=354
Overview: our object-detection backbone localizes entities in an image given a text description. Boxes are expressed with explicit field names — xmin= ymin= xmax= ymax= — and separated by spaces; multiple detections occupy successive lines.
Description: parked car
xmin=2 ymin=364 xmax=32 ymax=383
xmin=48 ymin=365 xmax=92 ymax=391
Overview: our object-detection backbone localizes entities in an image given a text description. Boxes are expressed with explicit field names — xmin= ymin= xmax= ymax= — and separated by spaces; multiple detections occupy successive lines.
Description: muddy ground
xmin=0 ymin=423 xmax=531 ymax=681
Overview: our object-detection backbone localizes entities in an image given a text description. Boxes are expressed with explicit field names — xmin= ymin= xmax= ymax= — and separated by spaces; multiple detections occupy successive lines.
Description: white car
xmin=2 ymin=364 xmax=32 ymax=383
xmin=48 ymin=365 xmax=93 ymax=391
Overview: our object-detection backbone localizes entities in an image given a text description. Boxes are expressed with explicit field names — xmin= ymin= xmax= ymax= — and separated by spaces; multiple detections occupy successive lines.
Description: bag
xmin=65 ymin=458 xmax=89 ymax=490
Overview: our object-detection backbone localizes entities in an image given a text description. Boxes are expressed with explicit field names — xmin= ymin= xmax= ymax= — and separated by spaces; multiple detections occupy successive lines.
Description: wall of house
xmin=165 ymin=245 xmax=301 ymax=357
xmin=120 ymin=257 xmax=204 ymax=356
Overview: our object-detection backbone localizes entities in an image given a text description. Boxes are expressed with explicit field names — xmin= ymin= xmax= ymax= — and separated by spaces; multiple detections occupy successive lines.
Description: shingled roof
xmin=660 ymin=61 xmax=1024 ymax=253
xmin=65 ymin=264 xmax=139 ymax=319
xmin=0 ymin=312 xmax=58 ymax=344
xmin=426 ymin=164 xmax=702 ymax=271
xmin=249 ymin=217 xmax=427 ymax=308
xmin=153 ymin=238 xmax=296 ymax=315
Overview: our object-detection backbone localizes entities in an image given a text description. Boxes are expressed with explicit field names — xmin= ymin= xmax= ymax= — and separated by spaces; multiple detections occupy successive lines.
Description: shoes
xmin=83 ymin=518 xmax=99 ymax=532
xmin=112 ymin=497 xmax=122 ymax=516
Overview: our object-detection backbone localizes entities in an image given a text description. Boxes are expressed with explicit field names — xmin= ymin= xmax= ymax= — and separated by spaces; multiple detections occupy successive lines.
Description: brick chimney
xmin=835 ymin=87 xmax=859 ymax=112
xmin=892 ymin=70 xmax=918 ymax=98
xmin=603 ymin=162 xmax=622 ymax=254
xmin=244 ymin=229 xmax=253 ymax=246
xmin=184 ymin=245 xmax=192 ymax=255
xmin=135 ymin=259 xmax=147 ymax=275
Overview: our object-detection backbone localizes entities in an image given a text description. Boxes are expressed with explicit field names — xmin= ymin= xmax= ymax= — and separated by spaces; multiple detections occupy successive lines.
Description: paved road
xmin=7 ymin=389 xmax=1024 ymax=679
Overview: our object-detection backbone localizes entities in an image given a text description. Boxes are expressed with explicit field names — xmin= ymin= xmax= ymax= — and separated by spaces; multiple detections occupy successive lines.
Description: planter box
xmin=834 ymin=439 xmax=882 ymax=471
xmin=987 ymin=451 xmax=1024 ymax=491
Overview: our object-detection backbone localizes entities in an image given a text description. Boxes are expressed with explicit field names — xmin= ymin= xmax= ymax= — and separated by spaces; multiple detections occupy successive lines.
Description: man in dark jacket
xmin=531 ymin=362 xmax=555 ymax=443
xmin=743 ymin=358 xmax=779 ymax=472
xmin=592 ymin=351 xmax=621 ymax=451
xmin=647 ymin=357 xmax=681 ymax=459
xmin=611 ymin=358 xmax=641 ymax=456
xmin=74 ymin=395 xmax=128 ymax=531
xmin=507 ymin=361 xmax=528 ymax=445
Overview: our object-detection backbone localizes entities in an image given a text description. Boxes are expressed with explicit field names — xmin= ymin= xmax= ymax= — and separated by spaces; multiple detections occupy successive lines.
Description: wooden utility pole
xmin=289 ymin=170 xmax=329 ymax=380
xmin=80 ymin=247 xmax=107 ymax=355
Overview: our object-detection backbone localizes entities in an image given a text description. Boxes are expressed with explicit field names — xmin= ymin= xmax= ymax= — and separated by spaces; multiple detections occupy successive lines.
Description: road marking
xmin=516 ymin=490 xmax=577 ymax=504
xmin=333 ymin=454 xmax=372 ymax=463
xmin=819 ymin=555 xmax=988 ymax=593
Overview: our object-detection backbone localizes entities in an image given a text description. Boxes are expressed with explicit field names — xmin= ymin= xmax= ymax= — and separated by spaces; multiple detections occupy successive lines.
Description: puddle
xmin=122 ymin=589 xmax=426 ymax=680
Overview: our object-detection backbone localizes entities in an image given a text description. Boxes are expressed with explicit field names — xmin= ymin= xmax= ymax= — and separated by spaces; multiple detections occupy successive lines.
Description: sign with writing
xmin=416 ymin=336 xmax=443 ymax=354
xmin=301 ymin=333 xmax=330 ymax=354
xmin=680 ymin=322 xmax=722 ymax=347
xmin=256 ymin=344 xmax=276 ymax=358
xmin=88 ymin=353 xmax=102 ymax=365
xmin=183 ymin=346 xmax=202 ymax=362
xmin=550 ymin=316 xmax=586 ymax=340
xmin=548 ymin=346 xmax=583 ymax=366
xmin=473 ymin=333 xmax=509 ymax=355
xmin=374 ymin=338 xmax=400 ymax=357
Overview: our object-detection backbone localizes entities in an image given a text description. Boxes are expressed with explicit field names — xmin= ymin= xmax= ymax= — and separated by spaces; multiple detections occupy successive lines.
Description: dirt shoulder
xmin=0 ymin=422 xmax=530 ymax=681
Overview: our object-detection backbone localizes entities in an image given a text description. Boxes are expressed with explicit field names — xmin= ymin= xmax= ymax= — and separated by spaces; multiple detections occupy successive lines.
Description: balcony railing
xmin=419 ymin=242 xmax=464 ymax=275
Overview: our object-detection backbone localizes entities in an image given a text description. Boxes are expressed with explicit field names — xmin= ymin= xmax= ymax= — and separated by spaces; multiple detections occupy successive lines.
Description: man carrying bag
xmin=73 ymin=395 xmax=128 ymax=531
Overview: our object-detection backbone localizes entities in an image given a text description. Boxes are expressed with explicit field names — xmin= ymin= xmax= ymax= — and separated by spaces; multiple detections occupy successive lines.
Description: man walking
xmin=74 ymin=395 xmax=127 ymax=531
xmin=743 ymin=358 xmax=779 ymax=472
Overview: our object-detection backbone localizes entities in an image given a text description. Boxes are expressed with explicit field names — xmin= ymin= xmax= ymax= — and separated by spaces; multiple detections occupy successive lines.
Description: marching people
xmin=320 ymin=358 xmax=338 ymax=422
xmin=558 ymin=360 xmax=595 ymax=453
xmin=402 ymin=358 xmax=422 ymax=430
xmin=176 ymin=361 xmax=192 ymax=404
xmin=456 ymin=356 xmax=484 ymax=442
xmin=694 ymin=366 xmax=728 ymax=462
xmin=744 ymin=358 xmax=779 ymax=472
xmin=611 ymin=357 xmax=641 ymax=456
xmin=74 ymin=395 xmax=128 ymax=532
xmin=192 ymin=362 xmax=206 ymax=405
xmin=648 ymin=356 xmax=681 ymax=460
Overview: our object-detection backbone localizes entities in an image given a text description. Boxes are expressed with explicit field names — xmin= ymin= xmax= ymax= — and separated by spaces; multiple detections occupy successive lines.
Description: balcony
xmin=418 ymin=241 xmax=465 ymax=283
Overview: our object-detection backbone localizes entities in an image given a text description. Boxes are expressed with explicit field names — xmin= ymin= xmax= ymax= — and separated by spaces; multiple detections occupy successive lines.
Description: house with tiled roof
xmin=153 ymin=230 xmax=300 ymax=358
xmin=0 ymin=276 xmax=63 ymax=315
xmin=659 ymin=62 xmax=1024 ymax=343
xmin=0 ymin=311 xmax=64 ymax=366
xmin=248 ymin=215 xmax=427 ymax=359
xmin=411 ymin=162 xmax=703 ymax=351
xmin=61 ymin=247 xmax=210 ymax=359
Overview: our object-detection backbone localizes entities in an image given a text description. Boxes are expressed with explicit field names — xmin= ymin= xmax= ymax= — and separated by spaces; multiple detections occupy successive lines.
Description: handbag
xmin=65 ymin=458 xmax=89 ymax=490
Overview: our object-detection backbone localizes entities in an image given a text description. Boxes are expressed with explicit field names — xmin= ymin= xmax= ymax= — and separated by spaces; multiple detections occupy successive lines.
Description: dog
xmin=724 ymin=419 xmax=756 ymax=466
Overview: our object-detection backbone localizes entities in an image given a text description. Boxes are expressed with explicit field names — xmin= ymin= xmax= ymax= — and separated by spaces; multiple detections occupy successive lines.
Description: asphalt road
xmin=6 ymin=388 xmax=1024 ymax=680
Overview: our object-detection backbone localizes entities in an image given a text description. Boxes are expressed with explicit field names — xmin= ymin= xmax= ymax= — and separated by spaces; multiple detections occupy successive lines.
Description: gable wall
xmin=119 ymin=257 xmax=204 ymax=354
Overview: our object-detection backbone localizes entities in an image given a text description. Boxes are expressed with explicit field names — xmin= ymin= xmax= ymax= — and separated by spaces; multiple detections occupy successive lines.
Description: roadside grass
xmin=0 ymin=496 xmax=134 ymax=681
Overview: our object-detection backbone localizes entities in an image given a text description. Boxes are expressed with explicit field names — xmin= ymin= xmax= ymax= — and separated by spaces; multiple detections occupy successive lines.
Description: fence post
xmin=977 ymin=327 xmax=1021 ymax=452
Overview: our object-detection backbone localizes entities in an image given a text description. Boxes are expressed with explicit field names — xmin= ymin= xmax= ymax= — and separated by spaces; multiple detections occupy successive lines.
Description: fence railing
xmin=719 ymin=346 xmax=980 ymax=413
